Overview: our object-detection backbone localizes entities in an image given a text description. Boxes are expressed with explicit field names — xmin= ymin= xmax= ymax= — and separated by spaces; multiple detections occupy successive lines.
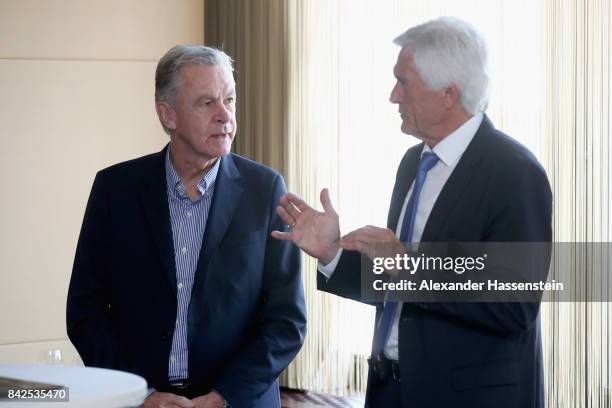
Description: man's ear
xmin=443 ymin=84 xmax=461 ymax=109
xmin=155 ymin=101 xmax=177 ymax=131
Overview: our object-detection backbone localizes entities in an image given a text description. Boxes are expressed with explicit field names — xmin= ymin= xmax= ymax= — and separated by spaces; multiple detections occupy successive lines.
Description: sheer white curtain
xmin=541 ymin=1 xmax=612 ymax=407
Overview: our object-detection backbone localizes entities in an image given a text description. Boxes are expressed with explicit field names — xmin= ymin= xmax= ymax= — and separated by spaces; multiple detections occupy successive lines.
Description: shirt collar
xmin=422 ymin=113 xmax=484 ymax=166
xmin=165 ymin=147 xmax=221 ymax=199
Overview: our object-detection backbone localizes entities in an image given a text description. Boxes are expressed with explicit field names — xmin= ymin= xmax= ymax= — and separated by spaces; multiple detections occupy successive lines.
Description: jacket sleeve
xmin=213 ymin=174 xmax=307 ymax=406
xmin=316 ymin=250 xmax=362 ymax=301
xmin=66 ymin=171 xmax=130 ymax=370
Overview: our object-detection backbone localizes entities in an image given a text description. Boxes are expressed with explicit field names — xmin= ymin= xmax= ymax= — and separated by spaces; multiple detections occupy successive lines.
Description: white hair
xmin=393 ymin=16 xmax=490 ymax=114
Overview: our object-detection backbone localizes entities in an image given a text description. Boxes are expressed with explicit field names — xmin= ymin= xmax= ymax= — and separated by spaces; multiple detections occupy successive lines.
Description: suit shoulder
xmin=484 ymin=129 xmax=547 ymax=179
xmin=229 ymin=153 xmax=282 ymax=181
xmin=228 ymin=154 xmax=287 ymax=206
xmin=479 ymin=128 xmax=552 ymax=211
xmin=96 ymin=151 xmax=163 ymax=184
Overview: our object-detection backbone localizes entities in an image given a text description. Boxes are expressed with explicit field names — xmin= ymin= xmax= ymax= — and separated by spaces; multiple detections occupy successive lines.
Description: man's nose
xmin=389 ymin=83 xmax=401 ymax=104
xmin=215 ymin=103 xmax=231 ymax=123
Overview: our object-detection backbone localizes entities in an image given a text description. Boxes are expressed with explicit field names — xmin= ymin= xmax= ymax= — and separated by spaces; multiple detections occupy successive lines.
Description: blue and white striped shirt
xmin=164 ymin=148 xmax=220 ymax=381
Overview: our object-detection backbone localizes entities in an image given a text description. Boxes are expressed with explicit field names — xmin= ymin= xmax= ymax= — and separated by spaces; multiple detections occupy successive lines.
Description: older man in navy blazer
xmin=67 ymin=45 xmax=306 ymax=408
xmin=273 ymin=17 xmax=551 ymax=408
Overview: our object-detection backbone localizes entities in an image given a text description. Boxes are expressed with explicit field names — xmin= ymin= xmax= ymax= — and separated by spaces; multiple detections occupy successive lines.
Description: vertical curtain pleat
xmin=542 ymin=1 xmax=612 ymax=407
xmin=205 ymin=0 xmax=288 ymax=175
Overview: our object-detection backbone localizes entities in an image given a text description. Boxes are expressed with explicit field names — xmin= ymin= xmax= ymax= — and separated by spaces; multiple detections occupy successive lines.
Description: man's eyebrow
xmin=194 ymin=88 xmax=236 ymax=102
xmin=195 ymin=94 xmax=216 ymax=103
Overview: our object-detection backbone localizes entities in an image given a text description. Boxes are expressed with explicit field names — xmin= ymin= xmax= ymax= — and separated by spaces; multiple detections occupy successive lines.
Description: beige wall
xmin=0 ymin=0 xmax=204 ymax=364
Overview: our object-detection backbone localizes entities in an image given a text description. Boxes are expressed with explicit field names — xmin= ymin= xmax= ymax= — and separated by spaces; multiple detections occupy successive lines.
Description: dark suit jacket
xmin=319 ymin=116 xmax=552 ymax=408
xmin=67 ymin=147 xmax=307 ymax=408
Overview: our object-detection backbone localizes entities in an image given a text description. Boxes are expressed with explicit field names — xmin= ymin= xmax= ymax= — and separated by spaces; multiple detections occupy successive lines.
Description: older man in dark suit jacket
xmin=273 ymin=17 xmax=551 ymax=408
xmin=67 ymin=45 xmax=306 ymax=408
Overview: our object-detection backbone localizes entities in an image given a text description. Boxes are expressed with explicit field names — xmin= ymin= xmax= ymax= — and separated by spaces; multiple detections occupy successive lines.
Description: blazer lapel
xmin=420 ymin=115 xmax=494 ymax=244
xmin=137 ymin=145 xmax=177 ymax=294
xmin=194 ymin=154 xmax=244 ymax=285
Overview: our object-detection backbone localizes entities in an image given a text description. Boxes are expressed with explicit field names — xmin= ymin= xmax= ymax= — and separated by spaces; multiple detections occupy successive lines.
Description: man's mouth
xmin=211 ymin=133 xmax=229 ymax=138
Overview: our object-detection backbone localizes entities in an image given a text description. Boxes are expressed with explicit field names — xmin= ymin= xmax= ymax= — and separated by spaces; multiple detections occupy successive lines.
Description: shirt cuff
xmin=317 ymin=248 xmax=343 ymax=279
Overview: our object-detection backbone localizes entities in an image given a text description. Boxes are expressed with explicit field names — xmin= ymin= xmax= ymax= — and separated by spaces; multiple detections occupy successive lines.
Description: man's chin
xmin=399 ymin=121 xmax=420 ymax=136
xmin=401 ymin=123 xmax=416 ymax=136
xmin=188 ymin=144 xmax=232 ymax=164
xmin=210 ymin=145 xmax=232 ymax=158
xmin=205 ymin=138 xmax=233 ymax=154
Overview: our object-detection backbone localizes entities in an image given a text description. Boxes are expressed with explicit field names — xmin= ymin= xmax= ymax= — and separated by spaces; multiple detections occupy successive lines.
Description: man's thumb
xmin=320 ymin=188 xmax=337 ymax=215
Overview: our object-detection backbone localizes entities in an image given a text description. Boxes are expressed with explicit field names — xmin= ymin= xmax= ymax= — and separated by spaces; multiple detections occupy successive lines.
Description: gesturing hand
xmin=271 ymin=188 xmax=341 ymax=265
xmin=341 ymin=225 xmax=407 ymax=276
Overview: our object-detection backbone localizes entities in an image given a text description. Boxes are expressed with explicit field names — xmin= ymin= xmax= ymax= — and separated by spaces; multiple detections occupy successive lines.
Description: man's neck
xmin=169 ymin=142 xmax=218 ymax=199
xmin=422 ymin=111 xmax=472 ymax=148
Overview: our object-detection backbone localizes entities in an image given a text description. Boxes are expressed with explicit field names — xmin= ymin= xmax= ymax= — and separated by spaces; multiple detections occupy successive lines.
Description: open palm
xmin=271 ymin=188 xmax=341 ymax=264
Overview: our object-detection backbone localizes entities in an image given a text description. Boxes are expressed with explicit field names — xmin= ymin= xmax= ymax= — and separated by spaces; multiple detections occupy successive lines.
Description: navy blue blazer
xmin=67 ymin=147 xmax=306 ymax=407
xmin=319 ymin=116 xmax=552 ymax=408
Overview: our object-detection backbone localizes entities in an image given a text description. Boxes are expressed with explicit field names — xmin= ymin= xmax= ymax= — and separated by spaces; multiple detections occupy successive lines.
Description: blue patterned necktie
xmin=371 ymin=152 xmax=439 ymax=357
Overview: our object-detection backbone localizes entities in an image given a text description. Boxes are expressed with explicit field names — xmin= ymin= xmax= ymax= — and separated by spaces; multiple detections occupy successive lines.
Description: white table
xmin=0 ymin=364 xmax=147 ymax=407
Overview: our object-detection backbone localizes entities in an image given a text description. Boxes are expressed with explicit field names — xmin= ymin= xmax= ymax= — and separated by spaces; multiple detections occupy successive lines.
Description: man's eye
xmin=226 ymin=97 xmax=235 ymax=103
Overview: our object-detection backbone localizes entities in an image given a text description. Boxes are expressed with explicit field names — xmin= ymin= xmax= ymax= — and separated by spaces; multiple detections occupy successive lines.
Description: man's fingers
xmin=148 ymin=392 xmax=195 ymax=408
xmin=320 ymin=188 xmax=337 ymax=215
xmin=340 ymin=230 xmax=361 ymax=243
xmin=168 ymin=394 xmax=195 ymax=408
xmin=279 ymin=197 xmax=301 ymax=220
xmin=340 ymin=240 xmax=363 ymax=252
xmin=271 ymin=230 xmax=294 ymax=241
xmin=365 ymin=225 xmax=389 ymax=233
xmin=364 ymin=225 xmax=397 ymax=239
xmin=341 ymin=227 xmax=367 ymax=242
xmin=340 ymin=236 xmax=371 ymax=250
xmin=342 ymin=227 xmax=398 ymax=259
xmin=284 ymin=192 xmax=311 ymax=212
xmin=340 ymin=240 xmax=377 ymax=259
xmin=342 ymin=228 xmax=378 ymax=243
xmin=343 ymin=226 xmax=396 ymax=243
xmin=276 ymin=206 xmax=296 ymax=226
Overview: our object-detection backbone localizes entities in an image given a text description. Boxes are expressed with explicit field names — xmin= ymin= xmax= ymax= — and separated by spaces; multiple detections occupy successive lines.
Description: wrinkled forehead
xmin=394 ymin=48 xmax=417 ymax=76
xmin=178 ymin=63 xmax=235 ymax=91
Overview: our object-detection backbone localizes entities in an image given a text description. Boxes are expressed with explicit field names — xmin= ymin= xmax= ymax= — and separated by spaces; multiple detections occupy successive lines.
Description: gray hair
xmin=155 ymin=44 xmax=234 ymax=105
xmin=393 ymin=17 xmax=489 ymax=114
